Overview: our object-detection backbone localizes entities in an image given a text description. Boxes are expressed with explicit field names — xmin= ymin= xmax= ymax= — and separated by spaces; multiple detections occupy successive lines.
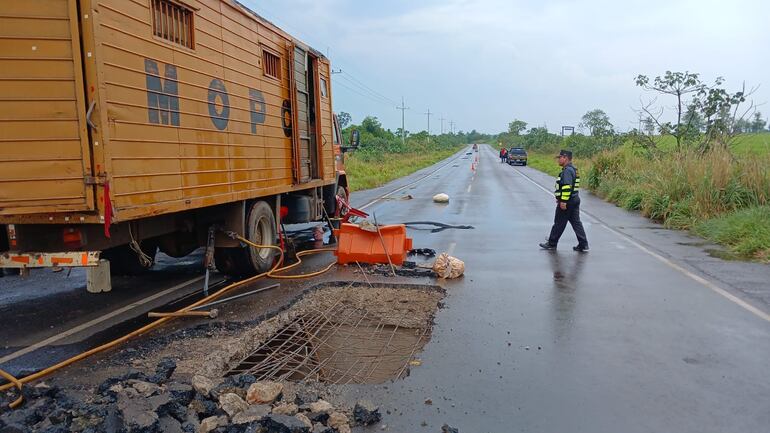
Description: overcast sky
xmin=241 ymin=0 xmax=769 ymax=134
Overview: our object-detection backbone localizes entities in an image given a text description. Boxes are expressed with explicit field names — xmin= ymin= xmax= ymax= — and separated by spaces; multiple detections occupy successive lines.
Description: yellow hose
xmin=0 ymin=368 xmax=23 ymax=409
xmin=0 ymin=235 xmax=337 ymax=402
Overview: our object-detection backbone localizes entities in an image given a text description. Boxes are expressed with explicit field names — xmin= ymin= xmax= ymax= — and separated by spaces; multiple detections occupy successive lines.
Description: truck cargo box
xmin=0 ymin=0 xmax=336 ymax=226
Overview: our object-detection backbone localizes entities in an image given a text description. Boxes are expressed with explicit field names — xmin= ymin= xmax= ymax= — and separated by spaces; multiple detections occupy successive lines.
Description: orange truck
xmin=0 ymin=0 xmax=353 ymax=277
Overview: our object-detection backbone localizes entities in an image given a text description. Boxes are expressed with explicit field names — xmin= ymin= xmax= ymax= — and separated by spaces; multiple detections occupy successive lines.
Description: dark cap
xmin=557 ymin=149 xmax=573 ymax=158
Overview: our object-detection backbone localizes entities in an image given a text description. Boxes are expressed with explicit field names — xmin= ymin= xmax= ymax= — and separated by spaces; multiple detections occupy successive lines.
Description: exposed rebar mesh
xmin=226 ymin=296 xmax=433 ymax=384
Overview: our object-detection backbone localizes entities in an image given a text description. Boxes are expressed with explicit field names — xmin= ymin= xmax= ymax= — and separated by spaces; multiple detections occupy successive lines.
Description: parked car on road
xmin=507 ymin=147 xmax=528 ymax=166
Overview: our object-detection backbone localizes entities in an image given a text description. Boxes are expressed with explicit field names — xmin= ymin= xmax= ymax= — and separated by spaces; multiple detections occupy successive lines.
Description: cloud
xmin=243 ymin=0 xmax=770 ymax=133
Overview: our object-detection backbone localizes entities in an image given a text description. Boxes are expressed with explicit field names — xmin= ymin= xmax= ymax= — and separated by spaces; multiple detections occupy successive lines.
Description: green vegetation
xmin=655 ymin=132 xmax=770 ymax=156
xmin=693 ymin=207 xmax=770 ymax=261
xmin=525 ymin=153 xmax=560 ymax=176
xmin=345 ymin=147 xmax=462 ymax=191
xmin=586 ymin=147 xmax=770 ymax=259
xmin=527 ymin=152 xmax=591 ymax=177
xmin=342 ymin=116 xmax=490 ymax=191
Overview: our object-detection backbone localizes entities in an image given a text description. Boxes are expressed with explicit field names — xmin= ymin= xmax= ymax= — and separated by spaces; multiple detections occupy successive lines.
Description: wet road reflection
xmin=548 ymin=251 xmax=587 ymax=339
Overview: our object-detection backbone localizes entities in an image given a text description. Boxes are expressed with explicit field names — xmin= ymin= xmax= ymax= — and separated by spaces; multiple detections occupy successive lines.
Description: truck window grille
xmin=151 ymin=0 xmax=194 ymax=49
xmin=263 ymin=50 xmax=281 ymax=80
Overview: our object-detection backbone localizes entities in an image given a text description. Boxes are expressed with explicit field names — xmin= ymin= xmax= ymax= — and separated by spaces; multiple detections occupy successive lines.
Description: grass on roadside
xmin=525 ymin=153 xmax=560 ymax=176
xmin=583 ymin=146 xmax=770 ymax=260
xmin=345 ymin=146 xmax=465 ymax=191
xmin=693 ymin=206 xmax=770 ymax=260
xmin=654 ymin=132 xmax=770 ymax=156
xmin=526 ymin=152 xmax=592 ymax=178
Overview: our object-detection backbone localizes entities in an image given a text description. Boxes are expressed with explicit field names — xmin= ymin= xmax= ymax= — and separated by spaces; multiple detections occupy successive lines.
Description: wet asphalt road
xmin=338 ymin=144 xmax=770 ymax=433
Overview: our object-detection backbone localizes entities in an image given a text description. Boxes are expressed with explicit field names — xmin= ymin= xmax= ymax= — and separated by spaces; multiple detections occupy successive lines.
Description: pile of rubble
xmin=0 ymin=358 xmax=381 ymax=433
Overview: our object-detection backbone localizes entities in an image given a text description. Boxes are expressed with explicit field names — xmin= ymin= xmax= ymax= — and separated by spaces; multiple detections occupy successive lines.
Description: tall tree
xmin=337 ymin=111 xmax=351 ymax=128
xmin=750 ymin=111 xmax=766 ymax=132
xmin=579 ymin=109 xmax=614 ymax=136
xmin=508 ymin=119 xmax=528 ymax=135
xmin=635 ymin=71 xmax=705 ymax=150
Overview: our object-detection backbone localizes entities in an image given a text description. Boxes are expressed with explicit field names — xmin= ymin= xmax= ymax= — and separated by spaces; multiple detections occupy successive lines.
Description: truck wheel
xmin=323 ymin=183 xmax=349 ymax=219
xmin=335 ymin=186 xmax=349 ymax=218
xmin=102 ymin=239 xmax=157 ymax=275
xmin=215 ymin=201 xmax=277 ymax=276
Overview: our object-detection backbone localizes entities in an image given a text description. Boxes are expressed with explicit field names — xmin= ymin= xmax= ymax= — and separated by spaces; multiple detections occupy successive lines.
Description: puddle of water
xmin=225 ymin=285 xmax=442 ymax=385
xmin=705 ymin=249 xmax=740 ymax=261
xmin=676 ymin=241 xmax=709 ymax=247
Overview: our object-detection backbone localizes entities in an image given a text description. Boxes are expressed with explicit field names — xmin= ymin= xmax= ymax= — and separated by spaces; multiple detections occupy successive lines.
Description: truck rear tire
xmin=215 ymin=201 xmax=277 ymax=276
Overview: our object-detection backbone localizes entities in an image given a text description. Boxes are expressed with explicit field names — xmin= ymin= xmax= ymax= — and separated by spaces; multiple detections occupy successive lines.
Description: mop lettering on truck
xmin=144 ymin=58 xmax=268 ymax=133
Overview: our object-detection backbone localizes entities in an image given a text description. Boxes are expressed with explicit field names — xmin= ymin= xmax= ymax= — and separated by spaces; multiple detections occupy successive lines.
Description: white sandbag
xmin=357 ymin=220 xmax=378 ymax=233
xmin=432 ymin=253 xmax=465 ymax=279
xmin=433 ymin=193 xmax=450 ymax=203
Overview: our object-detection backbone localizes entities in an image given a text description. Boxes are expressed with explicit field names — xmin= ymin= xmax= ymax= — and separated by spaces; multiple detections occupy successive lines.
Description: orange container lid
xmin=334 ymin=223 xmax=413 ymax=266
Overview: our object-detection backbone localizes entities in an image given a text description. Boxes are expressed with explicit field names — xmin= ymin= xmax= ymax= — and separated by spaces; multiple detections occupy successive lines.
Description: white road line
xmin=467 ymin=184 xmax=472 ymax=193
xmin=359 ymin=149 xmax=468 ymax=211
xmin=0 ymin=276 xmax=206 ymax=364
xmin=511 ymin=166 xmax=770 ymax=323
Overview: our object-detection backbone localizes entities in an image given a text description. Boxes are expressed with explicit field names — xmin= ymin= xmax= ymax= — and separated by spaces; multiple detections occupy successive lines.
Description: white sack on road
xmin=432 ymin=253 xmax=465 ymax=279
xmin=433 ymin=193 xmax=450 ymax=203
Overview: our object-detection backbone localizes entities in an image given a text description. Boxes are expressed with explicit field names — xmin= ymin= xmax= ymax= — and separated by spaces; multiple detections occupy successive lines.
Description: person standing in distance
xmin=539 ymin=150 xmax=589 ymax=251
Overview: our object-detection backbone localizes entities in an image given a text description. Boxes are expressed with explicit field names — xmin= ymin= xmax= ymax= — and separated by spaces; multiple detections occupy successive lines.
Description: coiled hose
xmin=0 ymin=235 xmax=336 ymax=407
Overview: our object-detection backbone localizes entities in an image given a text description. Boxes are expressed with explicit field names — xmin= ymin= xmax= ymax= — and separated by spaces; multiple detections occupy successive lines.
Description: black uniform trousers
xmin=547 ymin=196 xmax=588 ymax=247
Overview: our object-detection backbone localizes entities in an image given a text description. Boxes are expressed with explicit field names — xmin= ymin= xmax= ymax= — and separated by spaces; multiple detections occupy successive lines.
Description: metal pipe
xmin=148 ymin=310 xmax=218 ymax=319
xmin=190 ymin=283 xmax=280 ymax=311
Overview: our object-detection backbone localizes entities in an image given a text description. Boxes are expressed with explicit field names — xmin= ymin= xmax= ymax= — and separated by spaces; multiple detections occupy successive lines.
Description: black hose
xmin=403 ymin=221 xmax=475 ymax=233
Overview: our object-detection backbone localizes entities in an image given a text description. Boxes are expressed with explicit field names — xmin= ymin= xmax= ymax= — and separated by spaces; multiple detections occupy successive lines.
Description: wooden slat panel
xmin=2 ymin=0 xmax=69 ymax=16
xmin=0 ymin=80 xmax=77 ymax=99
xmin=0 ymin=100 xmax=78 ymax=119
xmin=0 ymin=59 xmax=75 ymax=78
xmin=0 ymin=17 xmax=70 ymax=38
xmin=0 ymin=0 xmax=92 ymax=214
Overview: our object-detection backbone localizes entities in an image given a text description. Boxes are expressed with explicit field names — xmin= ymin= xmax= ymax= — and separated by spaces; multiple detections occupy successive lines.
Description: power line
xmin=396 ymin=97 xmax=409 ymax=145
xmin=334 ymin=74 xmax=395 ymax=106
xmin=332 ymin=79 xmax=394 ymax=107
xmin=424 ymin=108 xmax=433 ymax=135
xmin=340 ymin=71 xmax=399 ymax=105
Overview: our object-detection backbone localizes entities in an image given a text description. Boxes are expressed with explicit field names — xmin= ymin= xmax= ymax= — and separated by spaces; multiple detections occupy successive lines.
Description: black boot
xmin=539 ymin=242 xmax=557 ymax=250
xmin=573 ymin=244 xmax=589 ymax=252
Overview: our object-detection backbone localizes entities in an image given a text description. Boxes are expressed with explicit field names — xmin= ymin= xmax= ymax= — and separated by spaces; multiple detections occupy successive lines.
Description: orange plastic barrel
xmin=334 ymin=223 xmax=413 ymax=265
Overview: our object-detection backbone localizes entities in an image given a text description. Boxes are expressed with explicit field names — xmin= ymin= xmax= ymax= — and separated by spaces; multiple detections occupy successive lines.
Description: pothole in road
xmin=224 ymin=283 xmax=443 ymax=385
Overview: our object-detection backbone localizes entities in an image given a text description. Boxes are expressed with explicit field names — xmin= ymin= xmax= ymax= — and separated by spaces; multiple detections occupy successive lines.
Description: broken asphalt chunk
xmin=353 ymin=400 xmax=381 ymax=425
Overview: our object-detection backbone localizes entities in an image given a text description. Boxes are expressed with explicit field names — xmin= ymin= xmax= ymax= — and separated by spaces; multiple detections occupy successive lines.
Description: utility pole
xmin=423 ymin=108 xmax=432 ymax=135
xmin=449 ymin=121 xmax=455 ymax=134
xmin=396 ymin=96 xmax=409 ymax=145
xmin=439 ymin=116 xmax=446 ymax=134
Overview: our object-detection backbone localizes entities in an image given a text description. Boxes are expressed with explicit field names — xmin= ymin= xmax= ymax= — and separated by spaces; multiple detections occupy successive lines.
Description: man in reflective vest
xmin=539 ymin=150 xmax=589 ymax=251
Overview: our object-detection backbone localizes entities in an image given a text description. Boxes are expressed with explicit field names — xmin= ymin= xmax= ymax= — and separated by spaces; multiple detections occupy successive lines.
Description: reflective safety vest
xmin=554 ymin=164 xmax=580 ymax=202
